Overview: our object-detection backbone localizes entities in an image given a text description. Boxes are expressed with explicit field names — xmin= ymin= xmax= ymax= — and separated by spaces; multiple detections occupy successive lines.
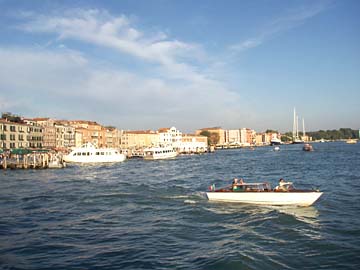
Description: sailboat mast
xmin=302 ymin=118 xmax=306 ymax=138
xmin=296 ymin=116 xmax=299 ymax=138
xmin=293 ymin=108 xmax=296 ymax=140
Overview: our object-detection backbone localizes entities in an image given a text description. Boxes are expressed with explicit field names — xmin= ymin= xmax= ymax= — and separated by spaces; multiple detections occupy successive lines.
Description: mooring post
xmin=3 ymin=155 xmax=6 ymax=169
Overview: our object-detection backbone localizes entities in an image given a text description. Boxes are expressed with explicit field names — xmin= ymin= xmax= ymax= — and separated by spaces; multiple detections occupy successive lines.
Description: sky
xmin=0 ymin=0 xmax=359 ymax=133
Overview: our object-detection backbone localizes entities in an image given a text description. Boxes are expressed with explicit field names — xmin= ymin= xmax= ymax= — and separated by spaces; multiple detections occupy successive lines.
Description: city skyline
xmin=0 ymin=0 xmax=359 ymax=133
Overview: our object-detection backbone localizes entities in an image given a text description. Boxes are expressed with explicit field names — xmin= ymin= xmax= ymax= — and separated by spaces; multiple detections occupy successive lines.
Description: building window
xmin=10 ymin=134 xmax=16 ymax=141
xmin=10 ymin=126 xmax=16 ymax=132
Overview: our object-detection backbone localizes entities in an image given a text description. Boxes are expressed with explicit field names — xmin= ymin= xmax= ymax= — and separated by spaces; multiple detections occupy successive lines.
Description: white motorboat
xmin=63 ymin=142 xmax=126 ymax=163
xmin=303 ymin=143 xmax=314 ymax=151
xmin=206 ymin=182 xmax=322 ymax=207
xmin=143 ymin=145 xmax=178 ymax=160
xmin=270 ymin=138 xmax=282 ymax=145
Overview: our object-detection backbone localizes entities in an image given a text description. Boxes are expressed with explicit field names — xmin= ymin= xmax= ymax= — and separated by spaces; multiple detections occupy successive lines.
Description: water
xmin=1 ymin=142 xmax=360 ymax=270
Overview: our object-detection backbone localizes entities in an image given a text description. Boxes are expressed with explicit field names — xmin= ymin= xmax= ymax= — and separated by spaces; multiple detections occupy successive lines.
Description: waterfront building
xmin=121 ymin=130 xmax=159 ymax=149
xmin=54 ymin=123 xmax=76 ymax=149
xmin=67 ymin=120 xmax=104 ymax=147
xmin=0 ymin=118 xmax=43 ymax=149
xmin=195 ymin=127 xmax=226 ymax=146
xmin=225 ymin=129 xmax=241 ymax=145
xmin=104 ymin=127 xmax=122 ymax=149
xmin=75 ymin=130 xmax=84 ymax=148
xmin=27 ymin=125 xmax=44 ymax=148
xmin=158 ymin=127 xmax=182 ymax=148
xmin=255 ymin=134 xmax=265 ymax=146
xmin=29 ymin=118 xmax=56 ymax=148
xmin=179 ymin=134 xmax=208 ymax=153
xmin=240 ymin=128 xmax=256 ymax=146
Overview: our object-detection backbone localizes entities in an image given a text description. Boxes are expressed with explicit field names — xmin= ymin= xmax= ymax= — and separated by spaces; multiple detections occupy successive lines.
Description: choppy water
xmin=1 ymin=142 xmax=360 ymax=270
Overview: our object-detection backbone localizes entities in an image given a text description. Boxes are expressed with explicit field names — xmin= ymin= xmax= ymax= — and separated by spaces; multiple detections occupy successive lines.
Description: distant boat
xmin=274 ymin=146 xmax=280 ymax=151
xmin=346 ymin=139 xmax=357 ymax=144
xmin=292 ymin=108 xmax=304 ymax=144
xmin=303 ymin=143 xmax=314 ymax=151
xmin=270 ymin=137 xmax=282 ymax=146
xmin=143 ymin=145 xmax=178 ymax=160
xmin=63 ymin=142 xmax=126 ymax=163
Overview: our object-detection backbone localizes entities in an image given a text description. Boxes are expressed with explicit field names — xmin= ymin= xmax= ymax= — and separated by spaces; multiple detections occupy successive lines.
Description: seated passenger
xmin=232 ymin=178 xmax=239 ymax=191
xmin=275 ymin=178 xmax=291 ymax=191
xmin=232 ymin=178 xmax=246 ymax=191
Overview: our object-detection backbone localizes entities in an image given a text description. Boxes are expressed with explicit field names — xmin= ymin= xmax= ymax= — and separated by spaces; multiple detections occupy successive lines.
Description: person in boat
xmin=232 ymin=178 xmax=245 ymax=191
xmin=232 ymin=178 xmax=239 ymax=191
xmin=275 ymin=178 xmax=293 ymax=191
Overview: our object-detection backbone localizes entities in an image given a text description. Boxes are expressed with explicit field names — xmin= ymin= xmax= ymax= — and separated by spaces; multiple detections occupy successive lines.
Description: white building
xmin=225 ymin=129 xmax=241 ymax=145
xmin=179 ymin=134 xmax=208 ymax=153
xmin=158 ymin=127 xmax=182 ymax=148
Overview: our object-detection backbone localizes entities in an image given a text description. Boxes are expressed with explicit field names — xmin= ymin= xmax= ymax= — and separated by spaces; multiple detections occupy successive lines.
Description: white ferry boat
xmin=143 ymin=145 xmax=178 ymax=160
xmin=63 ymin=142 xmax=126 ymax=163
xmin=206 ymin=181 xmax=322 ymax=206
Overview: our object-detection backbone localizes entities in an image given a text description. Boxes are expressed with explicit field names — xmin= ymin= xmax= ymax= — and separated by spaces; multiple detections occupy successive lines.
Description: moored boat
xmin=346 ymin=139 xmax=357 ymax=144
xmin=143 ymin=145 xmax=178 ymax=160
xmin=63 ymin=142 xmax=126 ymax=163
xmin=206 ymin=181 xmax=322 ymax=206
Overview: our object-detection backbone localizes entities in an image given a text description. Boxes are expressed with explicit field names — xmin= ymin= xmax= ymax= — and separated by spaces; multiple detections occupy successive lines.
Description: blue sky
xmin=0 ymin=0 xmax=359 ymax=132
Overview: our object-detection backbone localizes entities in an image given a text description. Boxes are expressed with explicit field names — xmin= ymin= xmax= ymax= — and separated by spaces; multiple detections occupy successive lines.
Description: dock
xmin=0 ymin=151 xmax=66 ymax=170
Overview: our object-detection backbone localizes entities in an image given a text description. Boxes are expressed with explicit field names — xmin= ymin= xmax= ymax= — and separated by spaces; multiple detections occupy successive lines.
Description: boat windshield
xmin=233 ymin=182 xmax=272 ymax=191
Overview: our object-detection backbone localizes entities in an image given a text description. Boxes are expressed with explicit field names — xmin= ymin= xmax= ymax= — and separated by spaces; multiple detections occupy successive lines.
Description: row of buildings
xmin=0 ymin=114 xmax=282 ymax=152
xmin=195 ymin=127 xmax=281 ymax=147
xmin=0 ymin=116 xmax=208 ymax=153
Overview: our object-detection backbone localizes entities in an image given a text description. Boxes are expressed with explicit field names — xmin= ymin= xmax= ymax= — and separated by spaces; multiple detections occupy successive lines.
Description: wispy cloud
xmin=1 ymin=8 xmax=247 ymax=131
xmin=230 ymin=2 xmax=332 ymax=52
xmin=17 ymin=9 xmax=206 ymax=83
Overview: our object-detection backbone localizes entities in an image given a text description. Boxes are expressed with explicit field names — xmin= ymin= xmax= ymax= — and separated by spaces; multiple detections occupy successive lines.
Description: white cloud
xmin=18 ymin=9 xmax=204 ymax=83
xmin=0 ymin=46 xmax=244 ymax=131
xmin=230 ymin=2 xmax=331 ymax=52
xmin=1 ymin=9 xmax=258 ymax=131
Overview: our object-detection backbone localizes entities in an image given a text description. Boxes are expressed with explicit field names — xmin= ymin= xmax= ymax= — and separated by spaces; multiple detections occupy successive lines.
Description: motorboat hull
xmin=206 ymin=191 xmax=323 ymax=206
xmin=63 ymin=155 xmax=126 ymax=163
xmin=144 ymin=153 xmax=177 ymax=160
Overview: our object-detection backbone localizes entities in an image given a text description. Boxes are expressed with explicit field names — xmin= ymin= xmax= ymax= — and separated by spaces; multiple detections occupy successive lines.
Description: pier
xmin=0 ymin=150 xmax=66 ymax=170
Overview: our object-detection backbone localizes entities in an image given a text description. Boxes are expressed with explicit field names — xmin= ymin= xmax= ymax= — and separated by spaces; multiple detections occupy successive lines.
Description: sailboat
xmin=292 ymin=108 xmax=304 ymax=144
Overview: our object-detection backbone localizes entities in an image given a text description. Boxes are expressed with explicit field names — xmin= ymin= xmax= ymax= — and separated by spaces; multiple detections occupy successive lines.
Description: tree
xmin=265 ymin=129 xmax=278 ymax=133
xmin=281 ymin=132 xmax=292 ymax=142
xmin=209 ymin=132 xmax=220 ymax=145
xmin=1 ymin=112 xmax=22 ymax=123
xmin=200 ymin=130 xmax=220 ymax=145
